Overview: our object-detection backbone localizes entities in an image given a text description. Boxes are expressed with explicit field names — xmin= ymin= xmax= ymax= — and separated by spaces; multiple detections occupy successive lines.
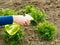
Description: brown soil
xmin=0 ymin=0 xmax=60 ymax=45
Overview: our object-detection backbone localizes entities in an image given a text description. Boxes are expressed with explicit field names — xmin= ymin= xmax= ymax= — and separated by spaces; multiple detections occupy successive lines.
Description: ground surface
xmin=0 ymin=0 xmax=60 ymax=45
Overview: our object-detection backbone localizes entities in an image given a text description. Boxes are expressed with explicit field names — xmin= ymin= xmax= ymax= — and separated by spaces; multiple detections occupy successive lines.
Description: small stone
xmin=50 ymin=4 xmax=53 ymax=8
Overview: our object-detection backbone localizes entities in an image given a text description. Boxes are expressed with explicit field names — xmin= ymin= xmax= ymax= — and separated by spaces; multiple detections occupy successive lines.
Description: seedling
xmin=37 ymin=21 xmax=57 ymax=40
xmin=0 ymin=8 xmax=17 ymax=16
xmin=3 ymin=28 xmax=24 ymax=45
xmin=19 ymin=5 xmax=46 ymax=25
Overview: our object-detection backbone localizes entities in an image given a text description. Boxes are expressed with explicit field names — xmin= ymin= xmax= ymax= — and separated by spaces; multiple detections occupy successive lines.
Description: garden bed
xmin=0 ymin=0 xmax=60 ymax=45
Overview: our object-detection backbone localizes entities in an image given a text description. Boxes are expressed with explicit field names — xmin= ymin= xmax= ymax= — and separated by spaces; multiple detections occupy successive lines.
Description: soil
xmin=0 ymin=0 xmax=60 ymax=45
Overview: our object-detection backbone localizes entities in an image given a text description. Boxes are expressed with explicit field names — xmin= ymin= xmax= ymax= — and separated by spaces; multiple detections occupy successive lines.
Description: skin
xmin=13 ymin=15 xmax=30 ymax=25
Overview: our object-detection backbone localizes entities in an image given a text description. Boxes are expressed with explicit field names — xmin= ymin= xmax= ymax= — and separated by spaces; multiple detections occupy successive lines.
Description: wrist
xmin=13 ymin=16 xmax=17 ymax=23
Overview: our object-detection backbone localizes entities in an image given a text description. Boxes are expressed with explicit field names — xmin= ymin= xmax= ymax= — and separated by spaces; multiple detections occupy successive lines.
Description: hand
xmin=13 ymin=15 xmax=30 ymax=25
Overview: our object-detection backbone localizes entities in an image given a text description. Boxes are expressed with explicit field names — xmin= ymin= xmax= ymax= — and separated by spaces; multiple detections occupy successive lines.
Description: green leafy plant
xmin=0 ymin=9 xmax=5 ymax=16
xmin=0 ymin=8 xmax=24 ymax=45
xmin=3 ymin=28 xmax=24 ymax=45
xmin=36 ymin=21 xmax=57 ymax=40
xmin=3 ymin=23 xmax=24 ymax=45
xmin=19 ymin=5 xmax=57 ymax=41
xmin=29 ymin=10 xmax=46 ymax=22
xmin=19 ymin=5 xmax=46 ymax=22
xmin=0 ymin=8 xmax=17 ymax=16
xmin=19 ymin=5 xmax=35 ymax=14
